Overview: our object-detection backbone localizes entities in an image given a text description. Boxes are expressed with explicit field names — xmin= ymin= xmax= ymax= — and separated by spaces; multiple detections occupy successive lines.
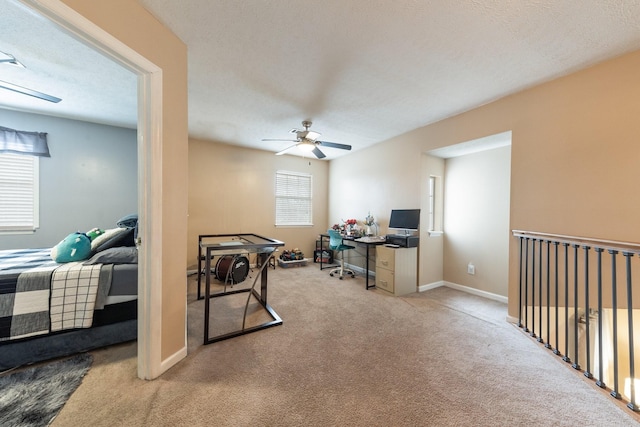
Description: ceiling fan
xmin=0 ymin=50 xmax=61 ymax=103
xmin=262 ymin=120 xmax=352 ymax=159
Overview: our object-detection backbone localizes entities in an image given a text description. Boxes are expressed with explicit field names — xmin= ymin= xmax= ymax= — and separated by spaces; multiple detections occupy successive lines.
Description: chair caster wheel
xmin=330 ymin=273 xmax=334 ymax=277
xmin=339 ymin=276 xmax=343 ymax=280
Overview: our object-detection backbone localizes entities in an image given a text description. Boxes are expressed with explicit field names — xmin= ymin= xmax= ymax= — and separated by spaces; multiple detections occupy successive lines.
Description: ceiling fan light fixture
xmin=298 ymin=141 xmax=316 ymax=152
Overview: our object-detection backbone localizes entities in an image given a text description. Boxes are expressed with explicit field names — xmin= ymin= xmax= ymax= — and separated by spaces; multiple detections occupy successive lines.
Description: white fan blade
xmin=0 ymin=79 xmax=61 ymax=103
xmin=276 ymin=144 xmax=298 ymax=155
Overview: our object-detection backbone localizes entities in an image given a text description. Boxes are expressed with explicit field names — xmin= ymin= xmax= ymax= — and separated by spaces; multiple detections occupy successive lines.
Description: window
xmin=428 ymin=175 xmax=443 ymax=236
xmin=428 ymin=175 xmax=436 ymax=231
xmin=0 ymin=153 xmax=39 ymax=232
xmin=275 ymin=170 xmax=312 ymax=226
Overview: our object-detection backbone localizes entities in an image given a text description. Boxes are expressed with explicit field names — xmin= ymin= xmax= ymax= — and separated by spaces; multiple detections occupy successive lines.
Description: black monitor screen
xmin=388 ymin=209 xmax=421 ymax=231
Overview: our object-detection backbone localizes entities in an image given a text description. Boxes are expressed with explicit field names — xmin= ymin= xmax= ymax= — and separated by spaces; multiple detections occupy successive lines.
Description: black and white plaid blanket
xmin=0 ymin=248 xmax=103 ymax=341
xmin=50 ymin=262 xmax=102 ymax=331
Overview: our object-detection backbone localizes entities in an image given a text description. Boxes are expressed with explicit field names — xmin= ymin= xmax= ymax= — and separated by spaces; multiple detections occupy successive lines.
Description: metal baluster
xmin=518 ymin=236 xmax=524 ymax=328
xmin=572 ymin=244 xmax=581 ymax=370
xmin=563 ymin=243 xmax=571 ymax=363
xmin=623 ymin=252 xmax=638 ymax=411
xmin=610 ymin=249 xmax=621 ymax=399
xmin=531 ymin=239 xmax=537 ymax=338
xmin=554 ymin=242 xmax=561 ymax=356
xmin=595 ymin=247 xmax=606 ymax=389
xmin=538 ymin=239 xmax=544 ymax=343
xmin=524 ymin=238 xmax=530 ymax=333
xmin=583 ymin=245 xmax=592 ymax=378
xmin=545 ymin=240 xmax=552 ymax=349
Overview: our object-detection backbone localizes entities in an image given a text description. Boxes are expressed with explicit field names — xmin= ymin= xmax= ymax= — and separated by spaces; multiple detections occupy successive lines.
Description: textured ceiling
xmin=0 ymin=0 xmax=137 ymax=129
xmin=2 ymin=1 xmax=640 ymax=159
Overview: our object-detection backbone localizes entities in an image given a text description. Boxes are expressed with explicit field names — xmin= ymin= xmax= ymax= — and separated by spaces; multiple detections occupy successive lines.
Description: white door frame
xmin=21 ymin=0 xmax=163 ymax=379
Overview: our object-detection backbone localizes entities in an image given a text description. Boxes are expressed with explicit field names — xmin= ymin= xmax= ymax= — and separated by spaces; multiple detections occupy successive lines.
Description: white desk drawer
xmin=376 ymin=246 xmax=395 ymax=270
xmin=375 ymin=267 xmax=394 ymax=292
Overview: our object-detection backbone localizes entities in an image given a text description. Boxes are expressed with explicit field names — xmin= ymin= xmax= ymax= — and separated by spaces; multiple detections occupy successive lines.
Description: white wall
xmin=443 ymin=145 xmax=511 ymax=296
xmin=0 ymin=109 xmax=137 ymax=250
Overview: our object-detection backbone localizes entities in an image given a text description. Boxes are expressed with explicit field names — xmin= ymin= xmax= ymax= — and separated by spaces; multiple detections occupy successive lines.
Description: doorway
xmin=19 ymin=0 xmax=165 ymax=379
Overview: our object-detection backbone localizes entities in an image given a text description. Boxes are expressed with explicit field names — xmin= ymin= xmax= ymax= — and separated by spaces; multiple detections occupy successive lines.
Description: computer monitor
xmin=388 ymin=209 xmax=420 ymax=234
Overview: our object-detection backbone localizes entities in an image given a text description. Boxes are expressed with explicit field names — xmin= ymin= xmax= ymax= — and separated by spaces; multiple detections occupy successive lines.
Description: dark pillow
xmin=84 ymin=247 xmax=138 ymax=265
xmin=93 ymin=227 xmax=136 ymax=253
xmin=91 ymin=227 xmax=128 ymax=251
xmin=116 ymin=214 xmax=138 ymax=240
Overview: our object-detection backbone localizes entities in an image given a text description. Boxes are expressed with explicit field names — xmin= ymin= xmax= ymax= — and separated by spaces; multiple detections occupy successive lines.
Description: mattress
xmin=0 ymin=248 xmax=137 ymax=343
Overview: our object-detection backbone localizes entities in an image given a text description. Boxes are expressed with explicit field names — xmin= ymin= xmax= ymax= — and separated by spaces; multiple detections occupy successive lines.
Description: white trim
xmin=21 ymin=0 xmax=177 ymax=379
xmin=441 ymin=281 xmax=508 ymax=304
xmin=160 ymin=344 xmax=188 ymax=374
xmin=137 ymin=69 xmax=165 ymax=379
xmin=506 ymin=315 xmax=519 ymax=324
xmin=418 ymin=280 xmax=445 ymax=292
xmin=343 ymin=262 xmax=369 ymax=276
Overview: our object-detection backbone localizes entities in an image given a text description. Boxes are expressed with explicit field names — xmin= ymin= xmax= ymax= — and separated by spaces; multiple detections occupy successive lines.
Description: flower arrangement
xmin=364 ymin=212 xmax=375 ymax=226
xmin=344 ymin=218 xmax=357 ymax=226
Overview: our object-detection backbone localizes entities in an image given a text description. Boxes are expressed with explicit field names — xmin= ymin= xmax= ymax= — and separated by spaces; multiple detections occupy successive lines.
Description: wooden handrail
xmin=512 ymin=230 xmax=640 ymax=255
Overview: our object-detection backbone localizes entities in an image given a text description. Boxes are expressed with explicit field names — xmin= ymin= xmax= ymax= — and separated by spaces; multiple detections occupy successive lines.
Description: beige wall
xmin=420 ymin=155 xmax=445 ymax=287
xmin=443 ymin=146 xmax=511 ymax=297
xmin=331 ymin=49 xmax=640 ymax=318
xmin=188 ymin=139 xmax=330 ymax=267
xmin=329 ymin=137 xmax=423 ymax=235
xmin=61 ymin=0 xmax=188 ymax=373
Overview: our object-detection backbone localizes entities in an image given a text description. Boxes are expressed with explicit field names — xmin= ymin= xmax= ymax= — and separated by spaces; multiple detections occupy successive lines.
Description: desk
xmin=351 ymin=236 xmax=386 ymax=289
xmin=317 ymin=234 xmax=385 ymax=289
xmin=198 ymin=233 xmax=285 ymax=345
xmin=315 ymin=234 xmax=338 ymax=270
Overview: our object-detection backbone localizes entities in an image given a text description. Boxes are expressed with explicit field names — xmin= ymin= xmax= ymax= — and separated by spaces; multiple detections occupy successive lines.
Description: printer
xmin=385 ymin=234 xmax=419 ymax=248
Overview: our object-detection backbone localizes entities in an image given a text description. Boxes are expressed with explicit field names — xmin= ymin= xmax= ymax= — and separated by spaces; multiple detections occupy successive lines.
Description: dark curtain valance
xmin=0 ymin=126 xmax=50 ymax=157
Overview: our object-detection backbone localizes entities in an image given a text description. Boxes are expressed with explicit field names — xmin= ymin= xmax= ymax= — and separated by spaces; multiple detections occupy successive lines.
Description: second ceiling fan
xmin=262 ymin=120 xmax=351 ymax=159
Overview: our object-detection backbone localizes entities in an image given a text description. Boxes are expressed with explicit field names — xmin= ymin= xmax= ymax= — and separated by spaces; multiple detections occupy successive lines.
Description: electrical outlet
xmin=467 ymin=263 xmax=475 ymax=275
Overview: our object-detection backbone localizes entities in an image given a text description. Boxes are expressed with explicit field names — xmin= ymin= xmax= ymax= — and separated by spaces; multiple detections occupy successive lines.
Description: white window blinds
xmin=0 ymin=153 xmax=39 ymax=232
xmin=275 ymin=170 xmax=312 ymax=226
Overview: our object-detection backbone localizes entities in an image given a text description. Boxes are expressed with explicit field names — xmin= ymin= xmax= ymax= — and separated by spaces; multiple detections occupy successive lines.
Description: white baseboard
xmin=159 ymin=345 xmax=188 ymax=376
xmin=344 ymin=263 xmax=371 ymax=276
xmin=506 ymin=315 xmax=519 ymax=324
xmin=418 ymin=281 xmax=445 ymax=292
xmin=419 ymin=280 xmax=508 ymax=304
xmin=441 ymin=281 xmax=508 ymax=304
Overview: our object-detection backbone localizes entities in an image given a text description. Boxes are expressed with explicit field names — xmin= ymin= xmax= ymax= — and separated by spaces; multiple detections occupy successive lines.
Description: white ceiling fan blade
xmin=275 ymin=144 xmax=298 ymax=155
xmin=262 ymin=138 xmax=297 ymax=142
xmin=0 ymin=79 xmax=61 ymax=103
xmin=298 ymin=130 xmax=321 ymax=141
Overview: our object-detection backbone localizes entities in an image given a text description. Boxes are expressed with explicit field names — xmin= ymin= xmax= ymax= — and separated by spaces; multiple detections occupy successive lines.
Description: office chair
xmin=327 ymin=229 xmax=355 ymax=279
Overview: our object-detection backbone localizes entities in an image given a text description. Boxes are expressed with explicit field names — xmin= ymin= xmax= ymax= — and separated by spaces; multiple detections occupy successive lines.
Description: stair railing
xmin=513 ymin=230 xmax=640 ymax=412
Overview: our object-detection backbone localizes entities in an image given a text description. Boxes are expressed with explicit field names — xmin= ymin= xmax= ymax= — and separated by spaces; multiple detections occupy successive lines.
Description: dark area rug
xmin=0 ymin=353 xmax=92 ymax=427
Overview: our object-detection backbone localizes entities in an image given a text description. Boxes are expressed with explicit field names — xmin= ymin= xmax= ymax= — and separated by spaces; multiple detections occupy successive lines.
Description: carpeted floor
xmin=52 ymin=264 xmax=639 ymax=426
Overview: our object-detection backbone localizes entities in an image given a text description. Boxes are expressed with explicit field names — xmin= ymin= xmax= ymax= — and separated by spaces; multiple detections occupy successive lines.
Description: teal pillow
xmin=51 ymin=232 xmax=92 ymax=263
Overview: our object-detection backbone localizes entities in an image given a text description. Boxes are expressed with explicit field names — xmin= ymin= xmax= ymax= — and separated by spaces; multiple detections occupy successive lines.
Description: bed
xmin=0 ymin=225 xmax=138 ymax=371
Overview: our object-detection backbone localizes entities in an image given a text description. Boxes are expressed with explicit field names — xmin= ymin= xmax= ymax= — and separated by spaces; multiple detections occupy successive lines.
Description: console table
xmin=198 ymin=233 xmax=285 ymax=345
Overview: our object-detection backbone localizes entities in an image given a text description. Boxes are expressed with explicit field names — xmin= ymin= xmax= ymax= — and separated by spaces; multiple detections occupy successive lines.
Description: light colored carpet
xmin=53 ymin=264 xmax=639 ymax=426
